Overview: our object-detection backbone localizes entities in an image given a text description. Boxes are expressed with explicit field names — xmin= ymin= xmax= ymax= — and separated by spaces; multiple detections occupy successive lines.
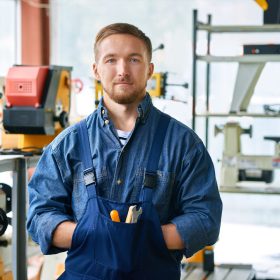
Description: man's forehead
xmin=99 ymin=34 xmax=145 ymax=50
xmin=97 ymin=35 xmax=147 ymax=59
xmin=101 ymin=33 xmax=142 ymax=42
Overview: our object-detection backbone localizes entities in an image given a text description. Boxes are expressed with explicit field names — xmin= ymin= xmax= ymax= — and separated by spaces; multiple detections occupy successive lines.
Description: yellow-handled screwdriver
xmin=110 ymin=210 xmax=120 ymax=222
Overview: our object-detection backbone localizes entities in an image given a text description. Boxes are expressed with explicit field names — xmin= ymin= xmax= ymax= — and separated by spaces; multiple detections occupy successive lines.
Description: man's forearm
xmin=53 ymin=221 xmax=183 ymax=250
xmin=161 ymin=223 xmax=185 ymax=250
xmin=52 ymin=221 xmax=76 ymax=249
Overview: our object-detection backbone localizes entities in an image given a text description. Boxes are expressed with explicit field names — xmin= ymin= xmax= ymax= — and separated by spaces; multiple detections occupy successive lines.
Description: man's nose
xmin=117 ymin=60 xmax=129 ymax=77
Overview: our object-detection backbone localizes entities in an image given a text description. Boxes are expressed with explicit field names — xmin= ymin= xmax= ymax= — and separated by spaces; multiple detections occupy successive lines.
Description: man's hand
xmin=52 ymin=221 xmax=77 ymax=249
xmin=161 ymin=223 xmax=185 ymax=250
xmin=53 ymin=221 xmax=184 ymax=250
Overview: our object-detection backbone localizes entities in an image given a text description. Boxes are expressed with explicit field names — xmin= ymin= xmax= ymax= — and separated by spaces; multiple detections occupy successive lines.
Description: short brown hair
xmin=94 ymin=23 xmax=152 ymax=62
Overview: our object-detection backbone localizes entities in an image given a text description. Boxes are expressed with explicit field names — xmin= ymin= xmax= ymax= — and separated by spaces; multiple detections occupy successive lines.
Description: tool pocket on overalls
xmin=92 ymin=199 xmax=143 ymax=271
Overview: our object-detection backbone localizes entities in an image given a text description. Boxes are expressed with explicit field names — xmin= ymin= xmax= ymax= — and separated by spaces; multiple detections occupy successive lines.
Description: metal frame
xmin=0 ymin=155 xmax=39 ymax=280
xmin=191 ymin=9 xmax=280 ymax=147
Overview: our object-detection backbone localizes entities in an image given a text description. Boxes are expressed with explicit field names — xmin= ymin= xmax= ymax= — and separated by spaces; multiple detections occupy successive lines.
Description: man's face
xmin=93 ymin=34 xmax=154 ymax=105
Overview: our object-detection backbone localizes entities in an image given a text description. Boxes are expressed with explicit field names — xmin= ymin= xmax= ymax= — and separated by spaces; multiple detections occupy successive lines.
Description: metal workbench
xmin=0 ymin=155 xmax=39 ymax=280
xmin=181 ymin=264 xmax=255 ymax=280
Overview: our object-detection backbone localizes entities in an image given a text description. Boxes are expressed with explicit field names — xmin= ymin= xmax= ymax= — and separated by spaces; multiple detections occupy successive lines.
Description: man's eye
xmin=130 ymin=58 xmax=139 ymax=63
xmin=106 ymin=59 xmax=115 ymax=63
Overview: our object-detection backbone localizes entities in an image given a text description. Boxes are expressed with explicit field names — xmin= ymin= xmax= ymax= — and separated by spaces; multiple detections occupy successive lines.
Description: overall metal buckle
xmin=83 ymin=168 xmax=96 ymax=186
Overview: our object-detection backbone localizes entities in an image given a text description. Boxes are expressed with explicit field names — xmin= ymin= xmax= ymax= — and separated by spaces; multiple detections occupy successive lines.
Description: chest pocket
xmin=133 ymin=168 xmax=175 ymax=214
xmin=72 ymin=166 xmax=111 ymax=220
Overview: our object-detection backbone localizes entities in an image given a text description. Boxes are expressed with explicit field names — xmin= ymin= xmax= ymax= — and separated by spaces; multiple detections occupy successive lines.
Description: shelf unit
xmin=191 ymin=10 xmax=280 ymax=194
xmin=191 ymin=9 xmax=280 ymax=147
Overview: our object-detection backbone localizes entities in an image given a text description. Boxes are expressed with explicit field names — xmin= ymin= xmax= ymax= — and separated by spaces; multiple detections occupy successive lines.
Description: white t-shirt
xmin=116 ymin=129 xmax=131 ymax=147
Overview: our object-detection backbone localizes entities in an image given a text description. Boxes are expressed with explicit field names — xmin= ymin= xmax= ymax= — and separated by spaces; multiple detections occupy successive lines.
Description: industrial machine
xmin=2 ymin=65 xmax=72 ymax=150
xmin=147 ymin=72 xmax=168 ymax=98
xmin=213 ymin=39 xmax=280 ymax=188
xmin=95 ymin=79 xmax=103 ymax=108
xmin=147 ymin=72 xmax=189 ymax=98
xmin=214 ymin=122 xmax=280 ymax=187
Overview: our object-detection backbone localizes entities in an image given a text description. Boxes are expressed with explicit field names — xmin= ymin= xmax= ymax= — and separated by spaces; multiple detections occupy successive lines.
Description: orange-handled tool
xmin=110 ymin=210 xmax=120 ymax=222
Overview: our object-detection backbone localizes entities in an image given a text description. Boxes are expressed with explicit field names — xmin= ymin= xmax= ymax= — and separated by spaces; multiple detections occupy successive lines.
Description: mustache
xmin=113 ymin=77 xmax=132 ymax=83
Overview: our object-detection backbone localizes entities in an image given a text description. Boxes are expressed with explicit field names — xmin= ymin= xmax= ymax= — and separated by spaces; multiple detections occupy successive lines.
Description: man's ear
xmin=148 ymin=63 xmax=154 ymax=79
xmin=93 ymin=63 xmax=100 ymax=80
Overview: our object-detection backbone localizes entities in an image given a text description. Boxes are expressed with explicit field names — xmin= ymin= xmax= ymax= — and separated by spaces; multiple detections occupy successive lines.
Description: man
xmin=27 ymin=23 xmax=222 ymax=279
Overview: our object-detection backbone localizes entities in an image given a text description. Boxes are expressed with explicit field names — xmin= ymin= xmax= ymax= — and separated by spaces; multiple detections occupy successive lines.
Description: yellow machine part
xmin=56 ymin=69 xmax=71 ymax=117
xmin=148 ymin=73 xmax=162 ymax=98
xmin=255 ymin=0 xmax=268 ymax=10
xmin=1 ymin=129 xmax=63 ymax=150
xmin=187 ymin=246 xmax=214 ymax=263
xmin=1 ymin=70 xmax=71 ymax=150
xmin=95 ymin=80 xmax=103 ymax=107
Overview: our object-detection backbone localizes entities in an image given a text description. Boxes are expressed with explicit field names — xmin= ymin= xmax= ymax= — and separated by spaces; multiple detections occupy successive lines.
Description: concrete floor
xmin=215 ymin=222 xmax=280 ymax=279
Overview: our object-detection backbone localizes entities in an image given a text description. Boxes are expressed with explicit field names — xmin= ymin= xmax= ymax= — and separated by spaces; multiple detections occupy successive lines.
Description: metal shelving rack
xmin=191 ymin=10 xmax=280 ymax=194
xmin=191 ymin=9 xmax=280 ymax=148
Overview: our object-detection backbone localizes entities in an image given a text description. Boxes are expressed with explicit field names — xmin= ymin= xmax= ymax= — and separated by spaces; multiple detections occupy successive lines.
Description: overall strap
xmin=76 ymin=119 xmax=97 ymax=196
xmin=141 ymin=113 xmax=171 ymax=202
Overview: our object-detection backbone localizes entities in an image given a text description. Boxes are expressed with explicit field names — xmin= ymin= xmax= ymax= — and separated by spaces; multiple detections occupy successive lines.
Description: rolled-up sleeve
xmin=171 ymin=142 xmax=222 ymax=257
xmin=27 ymin=145 xmax=74 ymax=254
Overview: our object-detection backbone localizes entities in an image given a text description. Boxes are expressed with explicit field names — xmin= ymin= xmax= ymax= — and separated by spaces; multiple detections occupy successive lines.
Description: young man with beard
xmin=27 ymin=23 xmax=222 ymax=280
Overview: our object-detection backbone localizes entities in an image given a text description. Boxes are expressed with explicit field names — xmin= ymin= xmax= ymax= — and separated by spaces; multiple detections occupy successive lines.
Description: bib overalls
xmin=58 ymin=113 xmax=181 ymax=280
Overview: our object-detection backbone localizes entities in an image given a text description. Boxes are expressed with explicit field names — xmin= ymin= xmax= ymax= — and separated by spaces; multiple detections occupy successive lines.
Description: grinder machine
xmin=2 ymin=65 xmax=72 ymax=150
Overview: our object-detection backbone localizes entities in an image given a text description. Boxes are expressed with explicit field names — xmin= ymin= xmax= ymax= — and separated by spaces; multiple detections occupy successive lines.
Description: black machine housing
xmin=3 ymin=65 xmax=72 ymax=135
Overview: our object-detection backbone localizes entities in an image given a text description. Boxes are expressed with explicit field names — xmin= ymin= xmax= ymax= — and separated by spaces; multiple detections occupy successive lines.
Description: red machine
xmin=3 ymin=65 xmax=72 ymax=136
xmin=5 ymin=66 xmax=49 ymax=108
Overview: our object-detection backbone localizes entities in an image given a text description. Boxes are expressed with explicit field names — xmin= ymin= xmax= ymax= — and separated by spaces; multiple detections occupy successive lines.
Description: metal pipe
xmin=12 ymin=158 xmax=27 ymax=280
xmin=192 ymin=9 xmax=198 ymax=130
xmin=205 ymin=14 xmax=212 ymax=149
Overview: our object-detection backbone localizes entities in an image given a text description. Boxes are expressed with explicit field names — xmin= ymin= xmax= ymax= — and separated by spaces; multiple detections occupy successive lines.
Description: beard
xmin=102 ymin=83 xmax=146 ymax=105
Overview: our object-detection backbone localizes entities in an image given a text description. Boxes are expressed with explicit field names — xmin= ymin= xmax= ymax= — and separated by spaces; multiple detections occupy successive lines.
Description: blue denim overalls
xmin=58 ymin=113 xmax=181 ymax=280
